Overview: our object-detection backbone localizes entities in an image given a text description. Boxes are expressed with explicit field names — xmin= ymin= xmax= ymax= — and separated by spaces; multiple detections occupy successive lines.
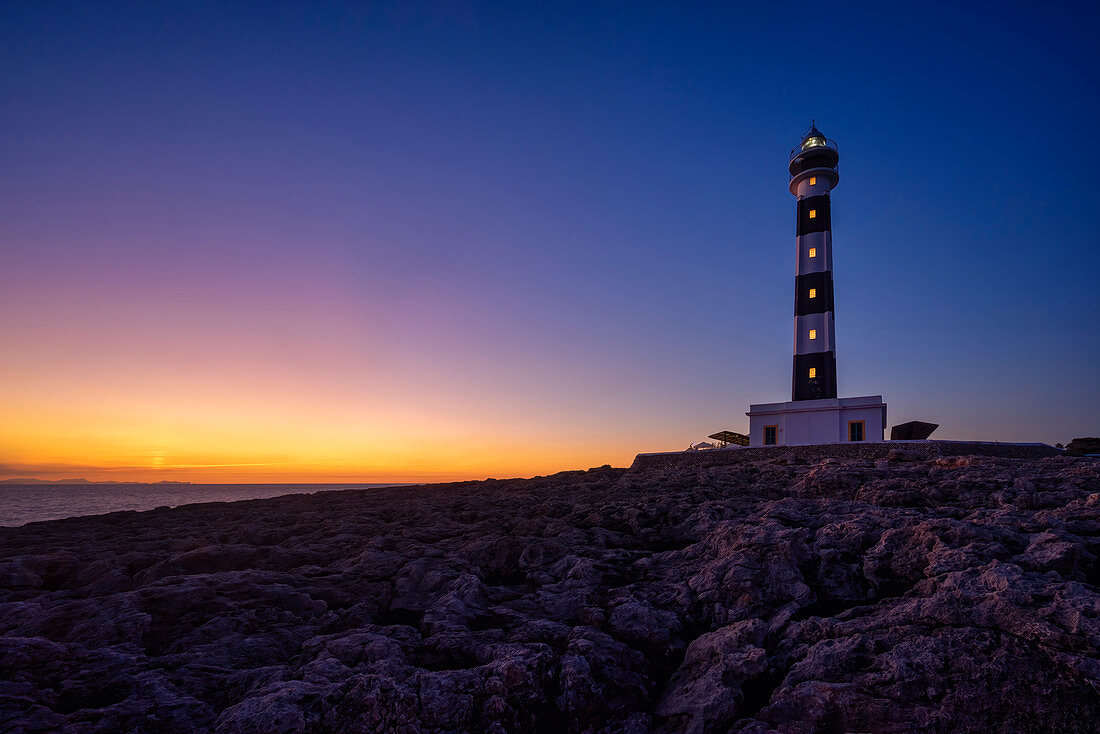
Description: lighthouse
xmin=790 ymin=123 xmax=838 ymax=401
xmin=746 ymin=124 xmax=887 ymax=447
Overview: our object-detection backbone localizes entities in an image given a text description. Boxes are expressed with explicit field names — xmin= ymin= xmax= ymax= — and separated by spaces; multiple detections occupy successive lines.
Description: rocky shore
xmin=1 ymin=453 xmax=1099 ymax=732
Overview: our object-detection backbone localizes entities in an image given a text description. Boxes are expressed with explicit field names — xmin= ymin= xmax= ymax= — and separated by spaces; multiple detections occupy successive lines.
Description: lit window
xmin=809 ymin=209 xmax=817 ymax=219
xmin=809 ymin=247 xmax=817 ymax=258
xmin=809 ymin=329 xmax=817 ymax=340
xmin=809 ymin=176 xmax=816 ymax=186
xmin=808 ymin=367 xmax=817 ymax=379
xmin=764 ymin=425 xmax=778 ymax=446
xmin=809 ymin=288 xmax=817 ymax=298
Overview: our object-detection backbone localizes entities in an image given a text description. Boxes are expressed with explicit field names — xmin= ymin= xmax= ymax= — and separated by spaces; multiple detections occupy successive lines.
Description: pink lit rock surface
xmin=1 ymin=455 xmax=1098 ymax=732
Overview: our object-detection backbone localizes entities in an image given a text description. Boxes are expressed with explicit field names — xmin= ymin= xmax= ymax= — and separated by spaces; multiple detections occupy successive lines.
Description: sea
xmin=0 ymin=483 xmax=405 ymax=527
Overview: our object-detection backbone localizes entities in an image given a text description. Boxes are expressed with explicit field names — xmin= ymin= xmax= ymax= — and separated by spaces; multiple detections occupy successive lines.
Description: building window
xmin=808 ymin=247 xmax=817 ymax=258
xmin=808 ymin=209 xmax=817 ymax=219
xmin=809 ymin=329 xmax=817 ymax=340
xmin=808 ymin=367 xmax=817 ymax=379
xmin=764 ymin=425 xmax=778 ymax=445
xmin=849 ymin=420 xmax=865 ymax=442
xmin=809 ymin=288 xmax=817 ymax=298
xmin=809 ymin=176 xmax=816 ymax=186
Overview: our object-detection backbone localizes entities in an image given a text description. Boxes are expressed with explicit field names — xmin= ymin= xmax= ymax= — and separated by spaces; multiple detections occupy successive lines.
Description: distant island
xmin=0 ymin=478 xmax=193 ymax=485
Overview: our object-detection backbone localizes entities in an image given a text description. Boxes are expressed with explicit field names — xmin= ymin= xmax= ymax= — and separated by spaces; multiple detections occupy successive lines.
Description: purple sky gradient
xmin=1 ymin=2 xmax=1097 ymax=480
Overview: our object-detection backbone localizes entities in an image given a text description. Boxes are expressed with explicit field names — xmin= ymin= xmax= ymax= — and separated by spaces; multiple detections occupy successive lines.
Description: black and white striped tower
xmin=789 ymin=123 xmax=839 ymax=401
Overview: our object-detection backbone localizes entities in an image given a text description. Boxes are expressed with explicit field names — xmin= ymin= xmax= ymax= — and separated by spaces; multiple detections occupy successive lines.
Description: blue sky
xmin=1 ymin=1 xmax=1097 ymax=479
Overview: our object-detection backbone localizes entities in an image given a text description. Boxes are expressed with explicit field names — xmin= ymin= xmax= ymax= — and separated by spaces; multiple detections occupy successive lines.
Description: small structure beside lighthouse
xmin=747 ymin=125 xmax=887 ymax=447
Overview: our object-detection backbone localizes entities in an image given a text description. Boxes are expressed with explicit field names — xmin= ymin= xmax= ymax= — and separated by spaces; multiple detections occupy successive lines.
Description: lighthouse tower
xmin=790 ymin=123 xmax=839 ymax=401
xmin=746 ymin=124 xmax=887 ymax=447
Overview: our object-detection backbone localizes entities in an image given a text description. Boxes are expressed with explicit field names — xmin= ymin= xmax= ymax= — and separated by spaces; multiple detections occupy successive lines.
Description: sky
xmin=1 ymin=1 xmax=1098 ymax=482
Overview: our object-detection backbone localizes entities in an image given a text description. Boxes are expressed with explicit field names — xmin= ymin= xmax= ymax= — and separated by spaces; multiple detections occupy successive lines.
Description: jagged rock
xmin=1 ymin=457 xmax=1098 ymax=732
xmin=655 ymin=619 xmax=769 ymax=733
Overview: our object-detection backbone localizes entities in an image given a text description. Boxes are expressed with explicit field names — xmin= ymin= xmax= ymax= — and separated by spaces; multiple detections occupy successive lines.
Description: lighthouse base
xmin=746 ymin=396 xmax=887 ymax=447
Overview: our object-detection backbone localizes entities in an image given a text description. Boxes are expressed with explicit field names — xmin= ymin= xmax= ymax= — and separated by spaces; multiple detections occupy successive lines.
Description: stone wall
xmin=629 ymin=440 xmax=1063 ymax=472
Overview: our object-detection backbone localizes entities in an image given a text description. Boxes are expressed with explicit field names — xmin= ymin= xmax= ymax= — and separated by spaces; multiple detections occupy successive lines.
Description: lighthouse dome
xmin=789 ymin=122 xmax=839 ymax=183
xmin=801 ymin=123 xmax=827 ymax=150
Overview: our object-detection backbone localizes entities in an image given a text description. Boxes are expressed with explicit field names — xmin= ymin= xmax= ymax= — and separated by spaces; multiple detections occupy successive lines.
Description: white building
xmin=747 ymin=396 xmax=886 ymax=447
xmin=746 ymin=124 xmax=887 ymax=447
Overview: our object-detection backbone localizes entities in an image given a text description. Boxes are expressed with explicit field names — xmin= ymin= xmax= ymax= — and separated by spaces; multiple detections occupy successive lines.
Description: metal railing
xmin=789 ymin=137 xmax=838 ymax=161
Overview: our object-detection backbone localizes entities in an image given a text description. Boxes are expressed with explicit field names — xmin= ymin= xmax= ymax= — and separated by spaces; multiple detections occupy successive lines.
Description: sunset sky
xmin=2 ymin=2 xmax=1098 ymax=482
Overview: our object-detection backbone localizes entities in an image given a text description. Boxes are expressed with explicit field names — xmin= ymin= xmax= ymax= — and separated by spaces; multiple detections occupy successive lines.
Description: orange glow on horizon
xmin=0 ymin=390 xmax=645 ymax=482
xmin=0 ymin=405 xmax=640 ymax=483
xmin=0 ymin=289 xmax=667 ymax=482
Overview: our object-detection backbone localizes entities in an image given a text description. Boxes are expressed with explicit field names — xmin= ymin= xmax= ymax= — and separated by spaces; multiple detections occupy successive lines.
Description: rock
xmin=1066 ymin=437 xmax=1100 ymax=456
xmin=1015 ymin=530 xmax=1094 ymax=578
xmin=655 ymin=619 xmax=769 ymax=732
xmin=0 ymin=456 xmax=1098 ymax=731
xmin=215 ymin=679 xmax=330 ymax=733
xmin=887 ymin=448 xmax=924 ymax=462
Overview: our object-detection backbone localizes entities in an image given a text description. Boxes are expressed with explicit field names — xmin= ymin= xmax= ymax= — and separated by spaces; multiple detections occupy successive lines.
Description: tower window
xmin=809 ymin=176 xmax=816 ymax=186
xmin=798 ymin=196 xmax=829 ymax=235
xmin=764 ymin=425 xmax=778 ymax=446
xmin=808 ymin=247 xmax=817 ymax=258
xmin=809 ymin=288 xmax=817 ymax=298
xmin=808 ymin=367 xmax=817 ymax=379
xmin=848 ymin=420 xmax=865 ymax=442
xmin=809 ymin=329 xmax=817 ymax=340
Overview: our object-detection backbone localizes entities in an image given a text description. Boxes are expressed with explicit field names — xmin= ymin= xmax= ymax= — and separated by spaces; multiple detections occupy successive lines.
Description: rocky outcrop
xmin=1067 ymin=437 xmax=1100 ymax=456
xmin=1 ymin=457 xmax=1098 ymax=732
xmin=630 ymin=440 xmax=1063 ymax=472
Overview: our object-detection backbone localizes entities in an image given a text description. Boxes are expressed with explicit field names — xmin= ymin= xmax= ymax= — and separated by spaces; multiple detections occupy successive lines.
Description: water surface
xmin=0 ymin=483 xmax=404 ymax=527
